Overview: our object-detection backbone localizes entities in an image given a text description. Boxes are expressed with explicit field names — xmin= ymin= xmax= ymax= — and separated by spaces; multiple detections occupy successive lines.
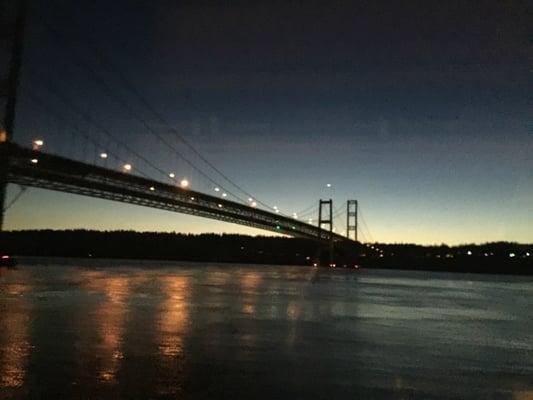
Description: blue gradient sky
xmin=4 ymin=0 xmax=532 ymax=244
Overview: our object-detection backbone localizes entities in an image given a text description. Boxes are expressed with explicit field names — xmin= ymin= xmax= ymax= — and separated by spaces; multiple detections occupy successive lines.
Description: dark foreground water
xmin=1 ymin=259 xmax=532 ymax=399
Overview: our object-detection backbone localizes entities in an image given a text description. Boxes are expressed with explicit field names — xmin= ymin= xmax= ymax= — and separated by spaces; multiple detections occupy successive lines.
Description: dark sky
xmin=6 ymin=0 xmax=532 ymax=244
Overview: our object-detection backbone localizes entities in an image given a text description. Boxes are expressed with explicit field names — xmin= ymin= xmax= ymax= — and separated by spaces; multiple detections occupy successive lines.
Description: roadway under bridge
xmin=1 ymin=143 xmax=352 ymax=242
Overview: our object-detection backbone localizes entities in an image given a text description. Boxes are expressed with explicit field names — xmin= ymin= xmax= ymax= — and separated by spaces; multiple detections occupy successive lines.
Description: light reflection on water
xmin=154 ymin=275 xmax=191 ymax=397
xmin=157 ymin=275 xmax=190 ymax=358
xmin=88 ymin=273 xmax=131 ymax=383
xmin=514 ymin=391 xmax=533 ymax=400
xmin=240 ymin=271 xmax=261 ymax=318
xmin=0 ymin=269 xmax=32 ymax=389
xmin=0 ymin=260 xmax=532 ymax=399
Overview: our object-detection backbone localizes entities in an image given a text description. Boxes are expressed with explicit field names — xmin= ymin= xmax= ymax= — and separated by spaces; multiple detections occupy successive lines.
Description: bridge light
xmin=251 ymin=201 xmax=257 ymax=207
xmin=275 ymin=209 xmax=280 ymax=213
xmin=222 ymin=193 xmax=227 ymax=197
xmin=326 ymin=183 xmax=332 ymax=188
xmin=32 ymin=139 xmax=44 ymax=149
xmin=180 ymin=179 xmax=189 ymax=188
xmin=190 ymin=197 xmax=195 ymax=200
xmin=218 ymin=203 xmax=223 ymax=208
xmin=169 ymin=172 xmax=175 ymax=178
xmin=509 ymin=253 xmax=516 ymax=258
xmin=99 ymin=152 xmax=108 ymax=159
xmin=30 ymin=158 xmax=38 ymax=164
xmin=248 ymin=197 xmax=253 ymax=202
xmin=123 ymin=163 xmax=132 ymax=172
xmin=149 ymin=186 xmax=155 ymax=191
xmin=214 ymin=187 xmax=220 ymax=192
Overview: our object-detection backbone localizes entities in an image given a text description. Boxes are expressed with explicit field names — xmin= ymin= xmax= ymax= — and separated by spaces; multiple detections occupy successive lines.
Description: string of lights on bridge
xmin=26 ymin=137 xmax=382 ymax=243
xmin=28 ymin=134 xmax=363 ymax=231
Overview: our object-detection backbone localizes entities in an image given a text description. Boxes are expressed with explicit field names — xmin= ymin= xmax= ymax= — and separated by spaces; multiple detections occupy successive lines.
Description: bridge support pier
xmin=317 ymin=199 xmax=334 ymax=266
xmin=0 ymin=180 xmax=6 ymax=230
xmin=347 ymin=200 xmax=358 ymax=241
xmin=0 ymin=0 xmax=28 ymax=230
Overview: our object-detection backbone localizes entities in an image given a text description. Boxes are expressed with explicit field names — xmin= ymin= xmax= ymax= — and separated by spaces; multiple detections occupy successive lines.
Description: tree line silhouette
xmin=1 ymin=230 xmax=531 ymax=275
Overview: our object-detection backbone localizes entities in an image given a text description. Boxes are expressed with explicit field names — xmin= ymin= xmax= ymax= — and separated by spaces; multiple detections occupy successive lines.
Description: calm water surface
xmin=1 ymin=258 xmax=532 ymax=399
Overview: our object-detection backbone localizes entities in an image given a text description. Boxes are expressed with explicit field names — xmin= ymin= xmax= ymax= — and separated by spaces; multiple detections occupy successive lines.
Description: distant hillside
xmin=1 ymin=230 xmax=531 ymax=275
xmin=0 ymin=230 xmax=327 ymax=265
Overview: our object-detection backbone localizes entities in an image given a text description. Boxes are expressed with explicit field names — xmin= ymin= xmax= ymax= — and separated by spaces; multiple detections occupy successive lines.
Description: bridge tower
xmin=0 ymin=0 xmax=27 ymax=230
xmin=318 ymin=199 xmax=334 ymax=265
xmin=346 ymin=200 xmax=358 ymax=241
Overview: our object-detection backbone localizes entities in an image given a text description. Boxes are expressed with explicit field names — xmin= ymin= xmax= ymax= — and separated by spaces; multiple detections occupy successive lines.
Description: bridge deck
xmin=2 ymin=143 xmax=351 ymax=242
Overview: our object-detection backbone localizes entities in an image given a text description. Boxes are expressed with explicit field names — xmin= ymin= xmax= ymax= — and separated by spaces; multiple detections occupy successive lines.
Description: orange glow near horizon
xmin=3 ymin=186 xmax=532 ymax=245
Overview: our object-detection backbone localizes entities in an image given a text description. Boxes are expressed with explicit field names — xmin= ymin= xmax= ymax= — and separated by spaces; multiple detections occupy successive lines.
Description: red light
xmin=353 ymin=264 xmax=360 ymax=270
xmin=1 ymin=255 xmax=9 ymax=259
xmin=329 ymin=263 xmax=336 ymax=268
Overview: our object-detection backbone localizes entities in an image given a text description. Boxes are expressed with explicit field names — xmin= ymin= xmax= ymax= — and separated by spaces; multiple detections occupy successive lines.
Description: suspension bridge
xmin=1 ymin=141 xmax=348 ymax=240
xmin=0 ymin=0 xmax=377 ymax=249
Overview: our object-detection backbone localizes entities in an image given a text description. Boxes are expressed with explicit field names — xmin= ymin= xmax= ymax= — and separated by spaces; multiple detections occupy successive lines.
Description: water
xmin=1 ymin=258 xmax=532 ymax=399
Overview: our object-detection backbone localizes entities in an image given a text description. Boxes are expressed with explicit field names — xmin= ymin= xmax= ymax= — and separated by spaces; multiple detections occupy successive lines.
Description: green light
xmin=275 ymin=225 xmax=281 ymax=230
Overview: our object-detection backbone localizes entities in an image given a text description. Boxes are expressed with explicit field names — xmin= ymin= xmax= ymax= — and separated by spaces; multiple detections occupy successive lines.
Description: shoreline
xmin=2 ymin=230 xmax=532 ymax=276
